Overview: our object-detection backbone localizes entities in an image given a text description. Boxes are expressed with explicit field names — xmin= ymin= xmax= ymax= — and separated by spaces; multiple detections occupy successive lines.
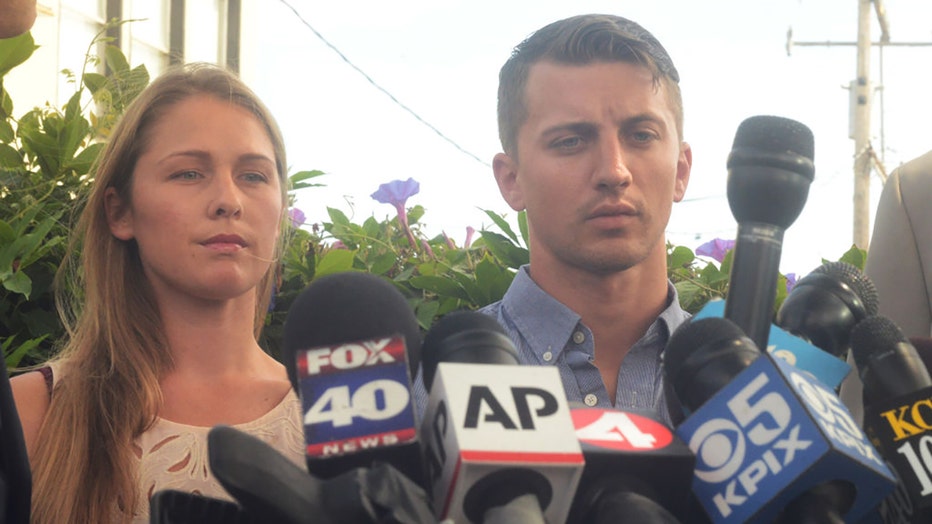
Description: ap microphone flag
xmin=423 ymin=362 xmax=584 ymax=523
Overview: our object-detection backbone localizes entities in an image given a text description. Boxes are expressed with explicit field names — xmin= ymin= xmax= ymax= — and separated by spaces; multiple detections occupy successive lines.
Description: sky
xmin=250 ymin=0 xmax=932 ymax=276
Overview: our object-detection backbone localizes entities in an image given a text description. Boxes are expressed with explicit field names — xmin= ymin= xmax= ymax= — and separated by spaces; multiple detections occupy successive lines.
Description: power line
xmin=277 ymin=0 xmax=491 ymax=168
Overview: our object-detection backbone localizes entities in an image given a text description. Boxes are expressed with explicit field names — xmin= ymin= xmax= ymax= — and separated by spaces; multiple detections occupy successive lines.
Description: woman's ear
xmin=105 ymin=188 xmax=134 ymax=240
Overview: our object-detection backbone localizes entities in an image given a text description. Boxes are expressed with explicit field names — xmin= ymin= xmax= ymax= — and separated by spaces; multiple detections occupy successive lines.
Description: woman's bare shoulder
xmin=10 ymin=370 xmax=52 ymax=457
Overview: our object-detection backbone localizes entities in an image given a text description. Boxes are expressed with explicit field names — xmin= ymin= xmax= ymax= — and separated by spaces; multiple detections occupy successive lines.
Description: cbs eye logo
xmin=691 ymin=418 xmax=748 ymax=483
xmin=687 ymin=372 xmax=792 ymax=484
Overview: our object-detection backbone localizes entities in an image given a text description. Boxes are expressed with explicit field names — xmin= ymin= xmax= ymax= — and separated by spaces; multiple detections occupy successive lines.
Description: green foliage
xmin=0 ymin=31 xmax=147 ymax=367
xmin=667 ymin=242 xmax=868 ymax=315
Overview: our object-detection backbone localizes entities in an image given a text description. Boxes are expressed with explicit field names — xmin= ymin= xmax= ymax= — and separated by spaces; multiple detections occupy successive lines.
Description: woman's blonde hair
xmin=30 ymin=63 xmax=289 ymax=523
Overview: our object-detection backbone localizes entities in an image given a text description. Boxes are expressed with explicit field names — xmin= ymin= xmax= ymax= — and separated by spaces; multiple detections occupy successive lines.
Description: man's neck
xmin=527 ymin=254 xmax=672 ymax=401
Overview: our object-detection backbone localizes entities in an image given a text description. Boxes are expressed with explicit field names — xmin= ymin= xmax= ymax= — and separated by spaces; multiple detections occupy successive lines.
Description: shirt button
xmin=542 ymin=351 xmax=553 ymax=362
xmin=584 ymin=394 xmax=598 ymax=406
xmin=573 ymin=331 xmax=585 ymax=344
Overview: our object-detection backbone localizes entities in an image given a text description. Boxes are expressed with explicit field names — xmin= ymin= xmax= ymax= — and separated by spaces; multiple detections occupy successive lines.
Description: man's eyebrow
xmin=623 ymin=113 xmax=669 ymax=130
xmin=540 ymin=121 xmax=598 ymax=138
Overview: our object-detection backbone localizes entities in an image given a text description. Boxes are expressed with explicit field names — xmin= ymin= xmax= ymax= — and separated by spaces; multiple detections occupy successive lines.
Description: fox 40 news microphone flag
xmin=282 ymin=272 xmax=425 ymax=486
xmin=666 ymin=317 xmax=895 ymax=523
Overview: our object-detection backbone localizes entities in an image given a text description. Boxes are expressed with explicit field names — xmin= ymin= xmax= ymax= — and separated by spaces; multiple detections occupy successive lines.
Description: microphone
xmin=694 ymin=299 xmax=852 ymax=391
xmin=665 ymin=316 xmax=895 ymax=523
xmin=852 ymin=316 xmax=932 ymax=523
xmin=420 ymin=311 xmax=584 ymax=523
xmin=149 ymin=489 xmax=262 ymax=524
xmin=207 ymin=425 xmax=328 ymax=524
xmin=776 ymin=260 xmax=879 ymax=360
xmin=566 ymin=407 xmax=695 ymax=524
xmin=282 ymin=271 xmax=424 ymax=485
xmin=205 ymin=424 xmax=434 ymax=524
xmin=1 ymin=362 xmax=31 ymax=524
xmin=723 ymin=115 xmax=814 ymax=350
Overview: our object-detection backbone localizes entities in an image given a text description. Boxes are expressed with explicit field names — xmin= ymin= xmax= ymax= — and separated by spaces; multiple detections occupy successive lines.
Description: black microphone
xmin=281 ymin=271 xmax=424 ymax=486
xmin=420 ymin=311 xmax=584 ymax=523
xmin=149 ymin=489 xmax=262 ymax=524
xmin=566 ymin=407 xmax=694 ymax=524
xmin=206 ymin=425 xmax=327 ymax=524
xmin=776 ymin=261 xmax=879 ymax=360
xmin=724 ymin=115 xmax=815 ymax=350
xmin=1 ymin=363 xmax=31 ymax=524
xmin=205 ymin=424 xmax=434 ymax=524
xmin=852 ymin=316 xmax=932 ymax=523
xmin=665 ymin=316 xmax=894 ymax=523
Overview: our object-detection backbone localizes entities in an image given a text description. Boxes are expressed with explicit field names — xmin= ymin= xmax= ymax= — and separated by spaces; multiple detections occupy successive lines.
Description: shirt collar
xmin=500 ymin=265 xmax=691 ymax=359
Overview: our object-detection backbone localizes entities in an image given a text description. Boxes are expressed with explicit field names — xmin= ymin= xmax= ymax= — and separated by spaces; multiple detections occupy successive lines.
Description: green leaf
xmin=409 ymin=275 xmax=471 ymax=301
xmin=4 ymin=335 xmax=48 ymax=368
xmin=104 ymin=44 xmax=130 ymax=74
xmin=2 ymin=270 xmax=32 ymax=297
xmin=289 ymin=169 xmax=327 ymax=190
xmin=327 ymin=207 xmax=351 ymax=227
xmin=315 ymin=249 xmax=355 ymax=277
xmin=0 ymin=32 xmax=38 ymax=77
xmin=0 ymin=142 xmax=22 ymax=169
xmin=478 ymin=230 xmax=529 ymax=269
xmin=481 ymin=209 xmax=519 ymax=244
xmin=66 ymin=142 xmax=104 ymax=173
xmin=473 ymin=258 xmax=515 ymax=305
xmin=668 ymin=245 xmax=695 ymax=269
xmin=837 ymin=245 xmax=867 ymax=270
xmin=517 ymin=211 xmax=529 ymax=247
xmin=0 ymin=118 xmax=14 ymax=143
xmin=414 ymin=299 xmax=440 ymax=331
xmin=83 ymin=72 xmax=107 ymax=94
xmin=368 ymin=251 xmax=397 ymax=276
xmin=0 ymin=219 xmax=14 ymax=244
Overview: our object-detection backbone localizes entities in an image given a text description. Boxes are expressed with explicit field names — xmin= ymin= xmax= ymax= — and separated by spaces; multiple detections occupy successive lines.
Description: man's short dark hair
xmin=497 ymin=14 xmax=682 ymax=156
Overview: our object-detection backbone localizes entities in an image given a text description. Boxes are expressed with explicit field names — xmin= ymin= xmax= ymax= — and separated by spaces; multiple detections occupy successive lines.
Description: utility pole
xmin=787 ymin=0 xmax=932 ymax=250
xmin=852 ymin=0 xmax=873 ymax=249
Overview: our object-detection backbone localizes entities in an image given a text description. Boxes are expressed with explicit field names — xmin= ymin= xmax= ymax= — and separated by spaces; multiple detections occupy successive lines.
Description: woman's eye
xmin=242 ymin=172 xmax=269 ymax=183
xmin=172 ymin=170 xmax=201 ymax=180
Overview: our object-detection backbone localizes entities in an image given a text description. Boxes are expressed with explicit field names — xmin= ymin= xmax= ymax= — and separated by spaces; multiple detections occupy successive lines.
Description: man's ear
xmin=105 ymin=187 xmax=134 ymax=240
xmin=673 ymin=142 xmax=693 ymax=203
xmin=492 ymin=152 xmax=526 ymax=212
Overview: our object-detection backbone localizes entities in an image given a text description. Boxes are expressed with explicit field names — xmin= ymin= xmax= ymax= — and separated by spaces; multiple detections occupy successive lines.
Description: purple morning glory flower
xmin=372 ymin=178 xmax=420 ymax=248
xmin=442 ymin=231 xmax=456 ymax=250
xmin=696 ymin=238 xmax=736 ymax=263
xmin=371 ymin=178 xmax=420 ymax=210
xmin=785 ymin=273 xmax=797 ymax=293
xmin=464 ymin=226 xmax=476 ymax=249
xmin=288 ymin=208 xmax=306 ymax=228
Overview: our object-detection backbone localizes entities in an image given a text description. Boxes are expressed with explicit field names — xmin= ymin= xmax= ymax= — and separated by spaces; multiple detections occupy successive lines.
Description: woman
xmin=11 ymin=63 xmax=304 ymax=523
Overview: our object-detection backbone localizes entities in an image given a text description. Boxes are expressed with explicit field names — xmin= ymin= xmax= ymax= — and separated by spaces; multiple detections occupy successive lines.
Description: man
xmin=840 ymin=149 xmax=932 ymax=425
xmin=480 ymin=14 xmax=692 ymax=425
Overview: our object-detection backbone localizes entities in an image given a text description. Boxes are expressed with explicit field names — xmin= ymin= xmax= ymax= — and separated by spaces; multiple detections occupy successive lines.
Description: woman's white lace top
xmin=131 ymin=391 xmax=305 ymax=523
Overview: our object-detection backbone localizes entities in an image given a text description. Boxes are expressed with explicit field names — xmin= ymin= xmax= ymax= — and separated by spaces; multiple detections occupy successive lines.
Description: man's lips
xmin=587 ymin=203 xmax=638 ymax=220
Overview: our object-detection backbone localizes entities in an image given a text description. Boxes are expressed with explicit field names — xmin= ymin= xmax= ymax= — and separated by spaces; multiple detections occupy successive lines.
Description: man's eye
xmin=631 ymin=131 xmax=657 ymax=142
xmin=554 ymin=136 xmax=582 ymax=149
